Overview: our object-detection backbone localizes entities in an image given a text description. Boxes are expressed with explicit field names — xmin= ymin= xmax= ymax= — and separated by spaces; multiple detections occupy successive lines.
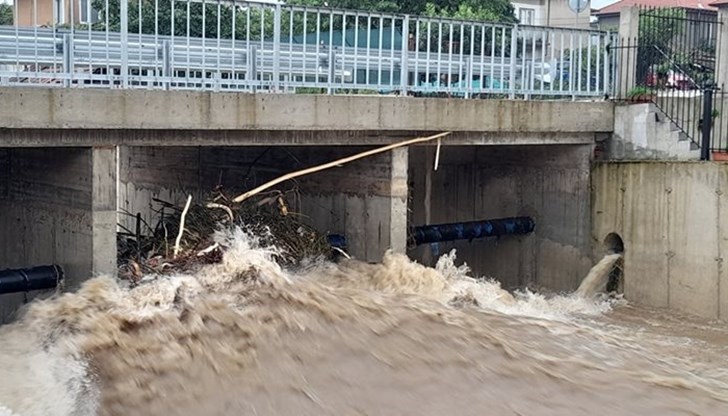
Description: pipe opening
xmin=604 ymin=233 xmax=624 ymax=293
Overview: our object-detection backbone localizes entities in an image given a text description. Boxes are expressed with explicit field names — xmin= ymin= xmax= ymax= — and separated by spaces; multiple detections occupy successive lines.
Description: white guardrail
xmin=0 ymin=0 xmax=617 ymax=98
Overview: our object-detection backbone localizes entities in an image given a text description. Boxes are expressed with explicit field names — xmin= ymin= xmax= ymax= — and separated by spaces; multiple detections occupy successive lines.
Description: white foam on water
xmin=0 ymin=228 xmax=724 ymax=416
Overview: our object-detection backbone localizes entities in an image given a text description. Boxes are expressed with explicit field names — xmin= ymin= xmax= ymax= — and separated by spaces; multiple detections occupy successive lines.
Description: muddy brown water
xmin=0 ymin=229 xmax=726 ymax=416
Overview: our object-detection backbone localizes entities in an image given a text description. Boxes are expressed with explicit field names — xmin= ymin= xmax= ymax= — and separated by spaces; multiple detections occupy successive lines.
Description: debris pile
xmin=117 ymin=189 xmax=331 ymax=283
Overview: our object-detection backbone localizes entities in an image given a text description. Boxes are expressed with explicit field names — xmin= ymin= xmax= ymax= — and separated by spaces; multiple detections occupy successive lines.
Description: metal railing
xmin=612 ymin=7 xmax=720 ymax=149
xmin=0 ymin=0 xmax=615 ymax=98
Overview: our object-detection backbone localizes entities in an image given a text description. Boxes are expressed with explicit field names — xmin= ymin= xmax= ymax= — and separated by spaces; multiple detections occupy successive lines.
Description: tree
xmin=288 ymin=0 xmax=517 ymax=24
xmin=88 ymin=0 xmax=517 ymax=45
xmin=636 ymin=8 xmax=698 ymax=87
xmin=422 ymin=1 xmax=517 ymax=23
xmin=0 ymin=4 xmax=13 ymax=26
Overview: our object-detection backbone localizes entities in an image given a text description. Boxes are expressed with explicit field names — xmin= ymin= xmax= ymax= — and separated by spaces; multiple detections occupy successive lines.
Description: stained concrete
xmin=592 ymin=162 xmax=728 ymax=320
xmin=0 ymin=88 xmax=614 ymax=134
xmin=409 ymin=145 xmax=594 ymax=291
xmin=0 ymin=147 xmax=117 ymax=323
xmin=0 ymin=129 xmax=598 ymax=148
xmin=605 ymin=104 xmax=700 ymax=161
xmin=118 ymin=145 xmax=408 ymax=262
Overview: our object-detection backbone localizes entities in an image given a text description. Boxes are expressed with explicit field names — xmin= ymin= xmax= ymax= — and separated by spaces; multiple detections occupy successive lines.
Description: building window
xmin=79 ymin=0 xmax=99 ymax=24
xmin=519 ymin=8 xmax=535 ymax=26
xmin=54 ymin=0 xmax=65 ymax=25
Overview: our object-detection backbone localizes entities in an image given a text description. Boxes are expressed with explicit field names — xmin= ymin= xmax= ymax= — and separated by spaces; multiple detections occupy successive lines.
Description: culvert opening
xmin=604 ymin=233 xmax=624 ymax=294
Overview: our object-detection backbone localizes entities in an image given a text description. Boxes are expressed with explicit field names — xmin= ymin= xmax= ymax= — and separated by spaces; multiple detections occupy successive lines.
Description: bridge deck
xmin=0 ymin=87 xmax=614 ymax=147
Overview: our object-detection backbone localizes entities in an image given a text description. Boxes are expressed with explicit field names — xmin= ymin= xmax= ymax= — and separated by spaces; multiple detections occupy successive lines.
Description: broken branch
xmin=173 ymin=195 xmax=193 ymax=259
xmin=232 ymin=132 xmax=451 ymax=203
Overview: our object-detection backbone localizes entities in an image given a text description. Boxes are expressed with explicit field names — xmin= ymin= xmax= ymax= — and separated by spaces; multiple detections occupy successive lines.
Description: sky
xmin=591 ymin=0 xmax=621 ymax=9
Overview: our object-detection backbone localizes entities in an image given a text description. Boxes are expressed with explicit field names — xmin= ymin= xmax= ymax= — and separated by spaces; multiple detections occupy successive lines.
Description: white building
xmin=512 ymin=0 xmax=592 ymax=29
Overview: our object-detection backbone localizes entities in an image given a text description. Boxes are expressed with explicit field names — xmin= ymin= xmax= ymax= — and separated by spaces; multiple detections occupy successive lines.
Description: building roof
xmin=594 ymin=0 xmax=717 ymax=16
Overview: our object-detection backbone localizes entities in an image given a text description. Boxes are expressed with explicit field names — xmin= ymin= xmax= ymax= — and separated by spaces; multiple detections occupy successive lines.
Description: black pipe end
xmin=0 ymin=265 xmax=64 ymax=295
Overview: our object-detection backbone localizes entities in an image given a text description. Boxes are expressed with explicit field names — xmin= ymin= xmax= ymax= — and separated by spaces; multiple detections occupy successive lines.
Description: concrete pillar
xmin=617 ymin=6 xmax=640 ymax=97
xmin=91 ymin=147 xmax=118 ymax=278
xmin=715 ymin=4 xmax=728 ymax=89
xmin=389 ymin=147 xmax=409 ymax=255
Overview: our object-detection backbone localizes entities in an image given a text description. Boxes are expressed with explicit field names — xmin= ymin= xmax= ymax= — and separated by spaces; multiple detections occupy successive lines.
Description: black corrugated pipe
xmin=0 ymin=265 xmax=64 ymax=295
xmin=411 ymin=217 xmax=535 ymax=246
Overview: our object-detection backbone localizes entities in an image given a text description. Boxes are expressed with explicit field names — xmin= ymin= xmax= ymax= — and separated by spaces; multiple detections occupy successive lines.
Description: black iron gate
xmin=615 ymin=6 xmax=721 ymax=159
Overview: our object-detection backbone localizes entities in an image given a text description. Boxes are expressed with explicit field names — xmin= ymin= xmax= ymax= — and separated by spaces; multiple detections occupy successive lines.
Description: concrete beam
xmin=0 ymin=88 xmax=614 ymax=134
xmin=0 ymin=129 xmax=599 ymax=148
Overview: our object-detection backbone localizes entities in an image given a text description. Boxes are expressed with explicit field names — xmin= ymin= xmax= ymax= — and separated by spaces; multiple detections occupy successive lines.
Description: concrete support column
xmin=91 ymin=147 xmax=118 ymax=278
xmin=715 ymin=4 xmax=728 ymax=89
xmin=617 ymin=6 xmax=640 ymax=96
xmin=389 ymin=147 xmax=409 ymax=255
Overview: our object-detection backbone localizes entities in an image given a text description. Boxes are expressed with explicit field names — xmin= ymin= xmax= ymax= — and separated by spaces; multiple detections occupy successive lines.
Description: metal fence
xmin=613 ymin=6 xmax=720 ymax=149
xmin=0 ymin=0 xmax=614 ymax=98
xmin=704 ymin=86 xmax=728 ymax=156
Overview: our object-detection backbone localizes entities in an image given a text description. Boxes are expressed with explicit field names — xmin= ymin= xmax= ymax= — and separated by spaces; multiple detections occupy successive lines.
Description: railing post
xmin=604 ymin=32 xmax=615 ymax=96
xmin=62 ymin=34 xmax=74 ymax=88
xmin=328 ymin=48 xmax=336 ymax=94
xmin=701 ymin=86 xmax=715 ymax=161
xmin=400 ymin=15 xmax=410 ymax=96
xmin=509 ymin=25 xmax=517 ymax=99
xmin=120 ymin=0 xmax=129 ymax=88
xmin=248 ymin=48 xmax=258 ymax=89
xmin=273 ymin=3 xmax=282 ymax=92
xmin=161 ymin=40 xmax=171 ymax=91
xmin=464 ymin=56 xmax=471 ymax=99
xmin=617 ymin=6 xmax=639 ymax=98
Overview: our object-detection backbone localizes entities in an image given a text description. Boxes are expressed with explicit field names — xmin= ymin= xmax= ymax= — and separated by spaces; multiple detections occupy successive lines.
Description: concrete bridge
xmin=0 ymin=0 xmax=619 ymax=320
xmin=0 ymin=86 xmax=614 ymax=321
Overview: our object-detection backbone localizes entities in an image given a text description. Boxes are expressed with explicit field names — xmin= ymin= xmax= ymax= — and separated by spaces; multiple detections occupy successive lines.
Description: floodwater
xmin=0 ymin=228 xmax=727 ymax=416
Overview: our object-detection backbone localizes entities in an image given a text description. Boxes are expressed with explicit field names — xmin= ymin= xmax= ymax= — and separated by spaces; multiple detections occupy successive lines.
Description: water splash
xmin=0 ymin=229 xmax=725 ymax=416
xmin=575 ymin=253 xmax=623 ymax=298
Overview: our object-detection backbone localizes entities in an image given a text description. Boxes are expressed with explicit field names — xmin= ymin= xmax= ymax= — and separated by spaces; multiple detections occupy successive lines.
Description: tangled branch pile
xmin=118 ymin=189 xmax=331 ymax=283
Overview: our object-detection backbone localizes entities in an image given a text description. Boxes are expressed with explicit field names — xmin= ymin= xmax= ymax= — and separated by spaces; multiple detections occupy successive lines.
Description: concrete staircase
xmin=609 ymin=103 xmax=701 ymax=161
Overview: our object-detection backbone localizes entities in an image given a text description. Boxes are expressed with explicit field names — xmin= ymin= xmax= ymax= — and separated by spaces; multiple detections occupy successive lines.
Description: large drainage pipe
xmin=0 ymin=265 xmax=64 ymax=295
xmin=411 ymin=216 xmax=535 ymax=246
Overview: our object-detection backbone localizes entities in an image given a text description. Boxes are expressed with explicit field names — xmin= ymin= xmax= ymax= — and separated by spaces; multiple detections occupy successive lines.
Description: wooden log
xmin=232 ymin=132 xmax=451 ymax=203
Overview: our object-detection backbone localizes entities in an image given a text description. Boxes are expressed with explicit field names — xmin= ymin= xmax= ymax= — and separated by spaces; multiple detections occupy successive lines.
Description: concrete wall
xmin=0 ymin=148 xmax=92 ymax=322
xmin=603 ymin=103 xmax=699 ymax=161
xmin=592 ymin=162 xmax=728 ymax=320
xmin=547 ymin=0 xmax=591 ymax=29
xmin=409 ymin=144 xmax=593 ymax=291
xmin=119 ymin=145 xmax=407 ymax=262
xmin=0 ymin=146 xmax=116 ymax=323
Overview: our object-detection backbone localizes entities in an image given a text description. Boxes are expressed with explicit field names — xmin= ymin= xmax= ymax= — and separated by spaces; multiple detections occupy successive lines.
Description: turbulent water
xmin=1 ymin=228 xmax=727 ymax=416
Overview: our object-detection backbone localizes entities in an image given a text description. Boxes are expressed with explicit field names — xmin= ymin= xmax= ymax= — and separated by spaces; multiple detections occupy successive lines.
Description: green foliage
xmin=422 ymin=1 xmax=517 ymax=23
xmin=636 ymin=8 xmax=713 ymax=88
xmin=89 ymin=0 xmax=518 ymax=39
xmin=626 ymin=85 xmax=654 ymax=98
xmin=289 ymin=0 xmax=516 ymax=23
xmin=91 ymin=0 xmax=277 ymax=39
xmin=287 ymin=0 xmax=400 ymax=14
xmin=638 ymin=7 xmax=686 ymax=51
xmin=0 ymin=4 xmax=13 ymax=26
